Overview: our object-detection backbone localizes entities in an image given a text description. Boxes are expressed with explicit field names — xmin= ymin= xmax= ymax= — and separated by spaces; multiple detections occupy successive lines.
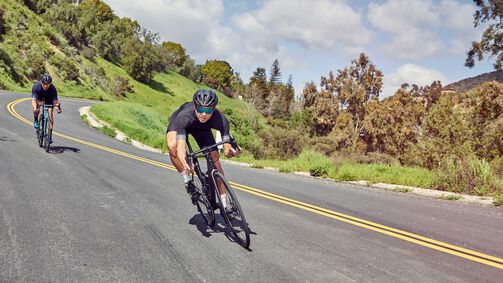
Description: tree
xmin=248 ymin=67 xmax=269 ymax=113
xmin=465 ymin=0 xmax=503 ymax=70
xmin=412 ymin=94 xmax=473 ymax=169
xmin=301 ymin=82 xmax=338 ymax=136
xmin=0 ymin=8 xmax=5 ymax=39
xmin=462 ymin=82 xmax=503 ymax=159
xmin=44 ymin=2 xmax=84 ymax=47
xmin=363 ymin=87 xmax=426 ymax=158
xmin=269 ymin=58 xmax=282 ymax=87
xmin=121 ymin=38 xmax=163 ymax=83
xmin=323 ymin=53 xmax=383 ymax=150
xmin=23 ymin=0 xmax=57 ymax=14
xmin=179 ymin=57 xmax=202 ymax=82
xmin=91 ymin=17 xmax=140 ymax=61
xmin=160 ymin=41 xmax=188 ymax=71
xmin=200 ymin=60 xmax=234 ymax=94
xmin=79 ymin=0 xmax=114 ymax=40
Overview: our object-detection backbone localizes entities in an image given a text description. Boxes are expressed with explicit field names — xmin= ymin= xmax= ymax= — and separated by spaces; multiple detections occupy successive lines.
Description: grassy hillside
xmin=0 ymin=0 xmax=113 ymax=100
xmin=90 ymin=56 xmax=266 ymax=151
xmin=0 ymin=0 xmax=265 ymax=151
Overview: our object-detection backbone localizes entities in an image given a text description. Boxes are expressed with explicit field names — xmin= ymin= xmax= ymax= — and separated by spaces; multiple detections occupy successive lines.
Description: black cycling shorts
xmin=186 ymin=129 xmax=216 ymax=149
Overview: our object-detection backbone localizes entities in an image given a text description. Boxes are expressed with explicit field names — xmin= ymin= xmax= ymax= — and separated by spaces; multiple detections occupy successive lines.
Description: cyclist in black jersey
xmin=31 ymin=74 xmax=62 ymax=143
xmin=166 ymin=89 xmax=240 ymax=196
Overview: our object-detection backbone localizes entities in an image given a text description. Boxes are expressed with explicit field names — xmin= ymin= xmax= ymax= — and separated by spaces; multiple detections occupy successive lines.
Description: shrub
xmin=259 ymin=127 xmax=305 ymax=160
xmin=490 ymin=156 xmax=503 ymax=178
xmin=494 ymin=195 xmax=503 ymax=207
xmin=49 ymin=53 xmax=79 ymax=82
xmin=112 ymin=76 xmax=134 ymax=97
xmin=81 ymin=46 xmax=96 ymax=59
xmin=310 ymin=164 xmax=329 ymax=177
xmin=433 ymin=156 xmax=496 ymax=196
xmin=331 ymin=149 xmax=400 ymax=166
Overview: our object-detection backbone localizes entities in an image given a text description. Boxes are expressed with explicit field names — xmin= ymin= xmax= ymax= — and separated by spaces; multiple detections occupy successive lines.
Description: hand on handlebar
xmin=225 ymin=146 xmax=241 ymax=158
xmin=183 ymin=162 xmax=193 ymax=174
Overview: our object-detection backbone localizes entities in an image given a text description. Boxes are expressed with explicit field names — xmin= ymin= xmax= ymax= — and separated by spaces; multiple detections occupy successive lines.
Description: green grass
xmin=98 ymin=125 xmax=116 ymax=138
xmin=89 ymin=57 xmax=266 ymax=153
xmin=438 ymin=194 xmax=463 ymax=201
xmin=232 ymin=150 xmax=435 ymax=189
xmin=493 ymin=195 xmax=503 ymax=207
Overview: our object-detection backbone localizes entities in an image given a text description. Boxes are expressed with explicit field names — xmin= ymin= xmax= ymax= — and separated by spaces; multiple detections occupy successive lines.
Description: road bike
xmin=186 ymin=136 xmax=251 ymax=248
xmin=36 ymin=101 xmax=59 ymax=153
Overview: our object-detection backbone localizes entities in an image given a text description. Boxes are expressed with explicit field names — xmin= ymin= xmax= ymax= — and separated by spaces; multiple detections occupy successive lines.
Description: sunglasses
xmin=196 ymin=107 xmax=214 ymax=115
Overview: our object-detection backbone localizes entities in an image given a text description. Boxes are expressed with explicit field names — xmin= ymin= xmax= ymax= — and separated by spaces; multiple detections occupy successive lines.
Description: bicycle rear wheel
xmin=212 ymin=171 xmax=250 ymax=248
xmin=44 ymin=125 xmax=50 ymax=153
xmin=193 ymin=172 xmax=215 ymax=227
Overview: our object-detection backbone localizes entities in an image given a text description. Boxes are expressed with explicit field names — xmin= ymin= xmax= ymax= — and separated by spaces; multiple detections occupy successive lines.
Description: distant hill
xmin=446 ymin=70 xmax=503 ymax=92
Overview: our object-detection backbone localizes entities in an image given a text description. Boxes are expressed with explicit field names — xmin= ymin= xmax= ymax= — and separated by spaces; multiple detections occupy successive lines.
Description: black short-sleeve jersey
xmin=31 ymin=82 xmax=58 ymax=104
xmin=167 ymin=102 xmax=230 ymax=141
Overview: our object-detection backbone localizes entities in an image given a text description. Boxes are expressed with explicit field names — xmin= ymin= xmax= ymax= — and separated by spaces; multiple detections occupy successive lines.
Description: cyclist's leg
xmin=31 ymin=98 xmax=40 ymax=128
xmin=191 ymin=130 xmax=227 ymax=196
xmin=48 ymin=107 xmax=54 ymax=129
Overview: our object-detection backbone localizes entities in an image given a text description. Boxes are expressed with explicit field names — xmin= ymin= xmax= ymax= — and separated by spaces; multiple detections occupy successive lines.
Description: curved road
xmin=1 ymin=91 xmax=502 ymax=282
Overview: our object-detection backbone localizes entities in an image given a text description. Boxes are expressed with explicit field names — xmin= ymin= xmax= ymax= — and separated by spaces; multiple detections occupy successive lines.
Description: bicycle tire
xmin=43 ymin=120 xmax=50 ymax=153
xmin=212 ymin=171 xmax=250 ymax=248
xmin=37 ymin=114 xmax=44 ymax=147
xmin=192 ymin=173 xmax=215 ymax=227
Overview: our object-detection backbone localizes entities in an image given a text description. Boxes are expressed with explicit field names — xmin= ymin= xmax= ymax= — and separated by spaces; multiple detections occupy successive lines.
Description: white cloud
xmin=103 ymin=0 xmax=230 ymax=61
xmin=231 ymin=0 xmax=373 ymax=83
xmin=368 ymin=0 xmax=478 ymax=59
xmin=383 ymin=64 xmax=447 ymax=98
xmin=235 ymin=0 xmax=372 ymax=50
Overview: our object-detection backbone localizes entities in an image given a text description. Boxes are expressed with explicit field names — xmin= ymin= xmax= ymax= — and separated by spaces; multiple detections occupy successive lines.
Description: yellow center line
xmin=6 ymin=97 xmax=503 ymax=270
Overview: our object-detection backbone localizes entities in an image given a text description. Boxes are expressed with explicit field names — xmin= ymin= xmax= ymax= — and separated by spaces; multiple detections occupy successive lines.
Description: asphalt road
xmin=1 ymin=91 xmax=502 ymax=282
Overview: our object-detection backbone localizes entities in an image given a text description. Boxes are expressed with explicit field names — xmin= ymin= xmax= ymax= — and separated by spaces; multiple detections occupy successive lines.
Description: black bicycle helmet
xmin=40 ymin=73 xmax=52 ymax=84
xmin=193 ymin=89 xmax=218 ymax=107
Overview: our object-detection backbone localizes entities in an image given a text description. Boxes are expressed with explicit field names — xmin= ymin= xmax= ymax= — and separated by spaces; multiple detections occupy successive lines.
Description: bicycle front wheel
xmin=44 ymin=127 xmax=50 ymax=153
xmin=193 ymin=173 xmax=215 ymax=227
xmin=212 ymin=171 xmax=250 ymax=248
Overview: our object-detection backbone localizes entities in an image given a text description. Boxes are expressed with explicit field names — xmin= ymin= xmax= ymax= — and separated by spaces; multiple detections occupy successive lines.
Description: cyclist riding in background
xmin=166 ymin=89 xmax=240 ymax=199
xmin=32 ymin=73 xmax=62 ymax=143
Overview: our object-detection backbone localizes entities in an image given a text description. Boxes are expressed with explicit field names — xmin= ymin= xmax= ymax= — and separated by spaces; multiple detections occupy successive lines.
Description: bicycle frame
xmin=186 ymin=137 xmax=240 ymax=206
xmin=37 ymin=101 xmax=53 ymax=151
xmin=186 ymin=139 xmax=218 ymax=202
xmin=186 ymin=136 xmax=250 ymax=248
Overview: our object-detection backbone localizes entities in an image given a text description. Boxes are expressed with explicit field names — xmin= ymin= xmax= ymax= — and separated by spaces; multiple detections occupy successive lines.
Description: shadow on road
xmin=49 ymin=146 xmax=81 ymax=154
xmin=189 ymin=213 xmax=255 ymax=251
xmin=0 ymin=136 xmax=20 ymax=142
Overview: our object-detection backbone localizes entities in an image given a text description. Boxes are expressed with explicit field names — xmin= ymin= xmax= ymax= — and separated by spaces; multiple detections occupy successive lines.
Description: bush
xmin=331 ymin=149 xmax=400 ymax=166
xmin=81 ymin=46 xmax=96 ymax=59
xmin=259 ymin=127 xmax=305 ymax=160
xmin=112 ymin=76 xmax=134 ymax=97
xmin=494 ymin=195 xmax=503 ymax=207
xmin=433 ymin=156 xmax=497 ymax=196
xmin=309 ymin=164 xmax=329 ymax=177
xmin=490 ymin=156 xmax=503 ymax=178
xmin=49 ymin=53 xmax=79 ymax=82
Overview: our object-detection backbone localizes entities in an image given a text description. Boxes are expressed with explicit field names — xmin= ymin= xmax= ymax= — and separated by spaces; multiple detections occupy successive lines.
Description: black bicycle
xmin=186 ymin=136 xmax=251 ymax=248
xmin=36 ymin=101 xmax=53 ymax=152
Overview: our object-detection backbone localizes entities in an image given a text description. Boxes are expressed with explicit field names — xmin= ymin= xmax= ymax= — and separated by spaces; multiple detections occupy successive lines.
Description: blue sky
xmin=103 ymin=0 xmax=495 ymax=98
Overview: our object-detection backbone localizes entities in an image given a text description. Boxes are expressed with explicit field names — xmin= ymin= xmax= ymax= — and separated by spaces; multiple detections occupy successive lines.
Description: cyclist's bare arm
xmin=31 ymin=98 xmax=39 ymax=112
xmin=176 ymin=138 xmax=192 ymax=173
